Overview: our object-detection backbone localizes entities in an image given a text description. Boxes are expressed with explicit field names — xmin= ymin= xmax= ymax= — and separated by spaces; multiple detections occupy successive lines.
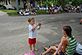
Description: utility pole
xmin=16 ymin=0 xmax=19 ymax=12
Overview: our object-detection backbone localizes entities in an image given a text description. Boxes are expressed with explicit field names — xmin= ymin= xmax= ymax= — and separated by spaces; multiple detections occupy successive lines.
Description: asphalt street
xmin=0 ymin=13 xmax=82 ymax=55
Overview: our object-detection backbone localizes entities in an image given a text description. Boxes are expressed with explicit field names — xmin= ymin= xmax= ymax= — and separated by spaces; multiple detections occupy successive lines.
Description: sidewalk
xmin=0 ymin=11 xmax=8 ymax=16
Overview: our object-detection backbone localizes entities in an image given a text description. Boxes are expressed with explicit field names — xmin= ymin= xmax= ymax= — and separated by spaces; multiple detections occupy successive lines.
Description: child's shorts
xmin=28 ymin=38 xmax=36 ymax=45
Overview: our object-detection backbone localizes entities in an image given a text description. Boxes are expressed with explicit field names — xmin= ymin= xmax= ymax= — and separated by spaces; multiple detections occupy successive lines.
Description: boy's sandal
xmin=34 ymin=48 xmax=38 ymax=51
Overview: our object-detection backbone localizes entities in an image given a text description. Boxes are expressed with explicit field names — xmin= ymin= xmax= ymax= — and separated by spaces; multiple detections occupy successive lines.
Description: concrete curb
xmin=0 ymin=11 xmax=8 ymax=16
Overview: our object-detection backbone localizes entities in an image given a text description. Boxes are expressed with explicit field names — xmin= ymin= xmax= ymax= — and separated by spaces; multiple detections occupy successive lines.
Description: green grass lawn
xmin=0 ymin=10 xmax=63 ymax=16
xmin=0 ymin=10 xmax=49 ymax=16
xmin=0 ymin=9 xmax=56 ymax=16
xmin=0 ymin=10 xmax=18 ymax=16
xmin=36 ymin=10 xmax=49 ymax=15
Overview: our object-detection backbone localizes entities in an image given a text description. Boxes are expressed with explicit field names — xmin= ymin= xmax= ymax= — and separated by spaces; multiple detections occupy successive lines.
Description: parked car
xmin=0 ymin=5 xmax=6 ymax=10
xmin=38 ymin=6 xmax=48 ymax=10
xmin=4 ymin=4 xmax=15 ymax=10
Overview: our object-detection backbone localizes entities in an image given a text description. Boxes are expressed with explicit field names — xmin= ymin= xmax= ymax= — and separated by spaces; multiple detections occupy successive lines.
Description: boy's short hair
xmin=28 ymin=18 xmax=31 ymax=22
xmin=28 ymin=18 xmax=34 ymax=22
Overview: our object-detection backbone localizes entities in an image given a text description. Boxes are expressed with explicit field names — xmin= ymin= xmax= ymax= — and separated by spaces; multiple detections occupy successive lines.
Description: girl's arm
xmin=37 ymin=23 xmax=41 ymax=30
xmin=54 ymin=37 xmax=66 ymax=55
xmin=32 ymin=23 xmax=41 ymax=31
xmin=32 ymin=24 xmax=38 ymax=31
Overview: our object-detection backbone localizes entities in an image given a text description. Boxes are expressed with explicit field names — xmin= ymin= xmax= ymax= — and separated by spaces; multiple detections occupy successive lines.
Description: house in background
xmin=0 ymin=0 xmax=29 ymax=10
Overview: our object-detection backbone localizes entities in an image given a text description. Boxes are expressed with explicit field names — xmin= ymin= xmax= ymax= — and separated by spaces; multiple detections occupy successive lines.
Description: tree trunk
xmin=6 ymin=0 xmax=8 ymax=5
xmin=8 ymin=0 xmax=10 ymax=4
xmin=18 ymin=0 xmax=20 ymax=5
xmin=59 ymin=0 xmax=65 ymax=9
xmin=16 ymin=0 xmax=19 ymax=12
xmin=22 ymin=0 xmax=27 ymax=9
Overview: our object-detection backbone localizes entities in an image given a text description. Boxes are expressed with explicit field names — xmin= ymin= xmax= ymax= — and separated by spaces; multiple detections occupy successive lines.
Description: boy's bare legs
xmin=33 ymin=44 xmax=37 ymax=51
xmin=29 ymin=44 xmax=32 ymax=51
xmin=42 ymin=46 xmax=57 ymax=55
xmin=33 ymin=44 xmax=35 ymax=51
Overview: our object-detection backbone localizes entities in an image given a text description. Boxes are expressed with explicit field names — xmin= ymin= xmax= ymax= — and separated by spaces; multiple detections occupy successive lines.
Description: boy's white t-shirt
xmin=28 ymin=24 xmax=36 ymax=38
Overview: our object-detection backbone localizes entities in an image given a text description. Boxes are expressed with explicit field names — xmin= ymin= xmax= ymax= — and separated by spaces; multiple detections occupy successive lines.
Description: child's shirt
xmin=28 ymin=24 xmax=36 ymax=38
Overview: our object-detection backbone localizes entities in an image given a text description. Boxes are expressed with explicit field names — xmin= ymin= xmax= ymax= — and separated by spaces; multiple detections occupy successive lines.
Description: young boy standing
xmin=28 ymin=18 xmax=41 ymax=51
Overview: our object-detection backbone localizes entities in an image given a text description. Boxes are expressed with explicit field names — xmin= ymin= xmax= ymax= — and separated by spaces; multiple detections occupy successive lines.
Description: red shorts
xmin=80 ymin=19 xmax=82 ymax=22
xmin=28 ymin=38 xmax=36 ymax=45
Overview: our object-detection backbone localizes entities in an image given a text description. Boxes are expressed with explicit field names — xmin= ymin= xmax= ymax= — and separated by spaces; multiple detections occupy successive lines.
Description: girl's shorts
xmin=56 ymin=51 xmax=65 ymax=55
xmin=28 ymin=38 xmax=36 ymax=45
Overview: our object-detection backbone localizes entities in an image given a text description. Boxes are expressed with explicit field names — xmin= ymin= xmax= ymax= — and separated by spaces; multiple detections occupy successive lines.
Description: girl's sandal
xmin=43 ymin=47 xmax=48 ymax=51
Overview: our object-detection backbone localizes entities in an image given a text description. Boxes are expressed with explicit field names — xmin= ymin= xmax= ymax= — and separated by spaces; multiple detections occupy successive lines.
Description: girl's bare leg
xmin=42 ymin=46 xmax=57 ymax=55
xmin=44 ymin=47 xmax=48 ymax=51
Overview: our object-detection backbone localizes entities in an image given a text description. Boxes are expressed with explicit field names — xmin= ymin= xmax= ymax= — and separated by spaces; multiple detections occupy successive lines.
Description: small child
xmin=27 ymin=18 xmax=41 ymax=51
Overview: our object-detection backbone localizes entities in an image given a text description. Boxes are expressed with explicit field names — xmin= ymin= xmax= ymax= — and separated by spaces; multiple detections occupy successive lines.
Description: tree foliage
xmin=35 ymin=0 xmax=82 ymax=6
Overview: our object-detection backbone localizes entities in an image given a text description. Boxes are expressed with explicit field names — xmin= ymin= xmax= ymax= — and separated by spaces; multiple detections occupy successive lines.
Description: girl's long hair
xmin=63 ymin=26 xmax=74 ymax=39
